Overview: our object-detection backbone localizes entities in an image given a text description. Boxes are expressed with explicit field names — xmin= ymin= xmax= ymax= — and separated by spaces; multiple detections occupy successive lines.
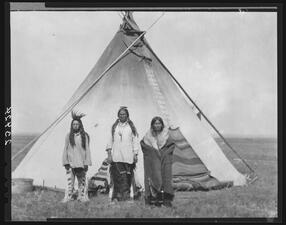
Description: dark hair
xmin=69 ymin=119 xmax=90 ymax=150
xmin=117 ymin=107 xmax=129 ymax=118
xmin=151 ymin=116 xmax=165 ymax=134
xmin=111 ymin=107 xmax=138 ymax=141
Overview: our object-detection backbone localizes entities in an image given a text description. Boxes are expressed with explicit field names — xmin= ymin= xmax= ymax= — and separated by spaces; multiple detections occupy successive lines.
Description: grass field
xmin=11 ymin=134 xmax=278 ymax=221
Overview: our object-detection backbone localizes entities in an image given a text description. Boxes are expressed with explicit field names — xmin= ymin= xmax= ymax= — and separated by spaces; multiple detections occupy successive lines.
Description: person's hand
xmin=107 ymin=153 xmax=113 ymax=164
xmin=64 ymin=164 xmax=70 ymax=170
xmin=133 ymin=154 xmax=138 ymax=164
xmin=84 ymin=165 xmax=88 ymax=172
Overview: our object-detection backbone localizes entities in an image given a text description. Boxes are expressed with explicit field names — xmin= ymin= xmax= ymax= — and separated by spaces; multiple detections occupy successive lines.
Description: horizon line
xmin=11 ymin=131 xmax=277 ymax=139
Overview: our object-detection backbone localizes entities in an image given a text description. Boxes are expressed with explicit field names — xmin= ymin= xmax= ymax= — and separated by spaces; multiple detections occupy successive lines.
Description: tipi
xmin=12 ymin=12 xmax=250 ymax=192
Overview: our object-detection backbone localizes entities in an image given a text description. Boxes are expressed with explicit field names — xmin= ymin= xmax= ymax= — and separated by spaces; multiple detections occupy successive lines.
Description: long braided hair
xmin=111 ymin=107 xmax=138 ymax=141
xmin=69 ymin=111 xmax=90 ymax=150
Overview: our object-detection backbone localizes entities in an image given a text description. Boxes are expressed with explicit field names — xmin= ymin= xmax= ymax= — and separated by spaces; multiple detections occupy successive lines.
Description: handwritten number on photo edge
xmin=5 ymin=140 xmax=11 ymax=146
xmin=5 ymin=107 xmax=11 ymax=114
xmin=5 ymin=107 xmax=12 ymax=146
xmin=5 ymin=122 xmax=11 ymax=128
xmin=5 ymin=131 xmax=11 ymax=137
xmin=5 ymin=115 xmax=11 ymax=121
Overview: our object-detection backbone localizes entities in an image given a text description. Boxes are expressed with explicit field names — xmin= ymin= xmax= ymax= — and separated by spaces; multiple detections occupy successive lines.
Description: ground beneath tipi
xmin=11 ymin=135 xmax=277 ymax=220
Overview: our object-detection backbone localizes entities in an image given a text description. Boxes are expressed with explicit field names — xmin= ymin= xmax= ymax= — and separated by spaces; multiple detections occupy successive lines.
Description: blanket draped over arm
xmin=140 ymin=137 xmax=175 ymax=198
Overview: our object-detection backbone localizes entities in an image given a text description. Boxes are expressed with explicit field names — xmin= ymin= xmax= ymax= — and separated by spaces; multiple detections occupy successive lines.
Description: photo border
xmin=3 ymin=1 xmax=284 ymax=223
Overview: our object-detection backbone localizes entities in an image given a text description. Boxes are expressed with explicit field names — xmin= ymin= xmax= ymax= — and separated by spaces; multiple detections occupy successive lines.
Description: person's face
xmin=153 ymin=120 xmax=163 ymax=132
xmin=118 ymin=110 xmax=128 ymax=123
xmin=72 ymin=120 xmax=80 ymax=132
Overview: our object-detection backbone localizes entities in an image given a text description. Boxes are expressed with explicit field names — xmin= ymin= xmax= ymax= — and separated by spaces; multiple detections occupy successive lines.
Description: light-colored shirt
xmin=106 ymin=122 xmax=139 ymax=164
xmin=62 ymin=132 xmax=92 ymax=168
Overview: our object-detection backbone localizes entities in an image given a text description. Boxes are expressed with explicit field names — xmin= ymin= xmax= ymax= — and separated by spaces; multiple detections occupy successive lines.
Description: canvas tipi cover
xmin=12 ymin=13 xmax=247 ymax=191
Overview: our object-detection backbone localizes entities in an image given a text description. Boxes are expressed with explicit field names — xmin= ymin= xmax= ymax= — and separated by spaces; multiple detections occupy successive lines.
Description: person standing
xmin=62 ymin=111 xmax=92 ymax=202
xmin=140 ymin=116 xmax=175 ymax=207
xmin=106 ymin=106 xmax=139 ymax=202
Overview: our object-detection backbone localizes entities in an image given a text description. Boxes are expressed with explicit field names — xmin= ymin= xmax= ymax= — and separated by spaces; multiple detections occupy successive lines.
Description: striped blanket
xmin=88 ymin=159 xmax=143 ymax=196
xmin=88 ymin=159 xmax=110 ymax=194
xmin=169 ymin=128 xmax=233 ymax=191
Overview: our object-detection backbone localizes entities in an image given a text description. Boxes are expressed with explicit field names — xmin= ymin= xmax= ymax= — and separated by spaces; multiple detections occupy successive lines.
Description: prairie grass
xmin=11 ymin=135 xmax=278 ymax=220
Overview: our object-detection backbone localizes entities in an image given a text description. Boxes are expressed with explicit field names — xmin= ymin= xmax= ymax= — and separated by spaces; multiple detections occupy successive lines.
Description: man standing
xmin=62 ymin=111 xmax=92 ymax=202
xmin=106 ymin=106 xmax=139 ymax=202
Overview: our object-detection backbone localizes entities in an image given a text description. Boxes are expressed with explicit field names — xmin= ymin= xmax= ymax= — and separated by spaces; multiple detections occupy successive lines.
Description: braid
xmin=127 ymin=119 xmax=138 ymax=137
xmin=111 ymin=119 xmax=120 ymax=142
xmin=86 ymin=132 xmax=90 ymax=144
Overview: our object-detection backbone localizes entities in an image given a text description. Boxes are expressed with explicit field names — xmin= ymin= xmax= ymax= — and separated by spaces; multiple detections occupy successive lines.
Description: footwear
xmin=150 ymin=195 xmax=157 ymax=205
xmin=162 ymin=192 xmax=174 ymax=207
xmin=109 ymin=198 xmax=119 ymax=206
xmin=154 ymin=201 xmax=162 ymax=207
xmin=153 ymin=191 xmax=163 ymax=207
xmin=61 ymin=197 xmax=72 ymax=203
xmin=145 ymin=196 xmax=155 ymax=206
xmin=110 ymin=198 xmax=118 ymax=204
xmin=163 ymin=201 xmax=172 ymax=207
xmin=61 ymin=199 xmax=68 ymax=203
xmin=78 ymin=197 xmax=89 ymax=202
xmin=157 ymin=191 xmax=164 ymax=206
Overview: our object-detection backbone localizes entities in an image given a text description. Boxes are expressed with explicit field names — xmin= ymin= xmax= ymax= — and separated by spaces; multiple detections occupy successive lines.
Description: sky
xmin=10 ymin=10 xmax=277 ymax=137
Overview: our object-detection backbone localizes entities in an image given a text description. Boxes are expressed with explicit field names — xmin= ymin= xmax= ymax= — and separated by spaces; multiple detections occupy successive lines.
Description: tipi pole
xmin=12 ymin=136 xmax=39 ymax=161
xmin=12 ymin=32 xmax=146 ymax=162
xmin=12 ymin=13 xmax=165 ymax=163
xmin=144 ymin=44 xmax=255 ymax=174
xmin=170 ymin=75 xmax=255 ymax=174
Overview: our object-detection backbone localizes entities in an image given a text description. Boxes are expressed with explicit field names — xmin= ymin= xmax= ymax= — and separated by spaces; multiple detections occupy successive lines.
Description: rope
xmin=12 ymin=13 xmax=165 ymax=163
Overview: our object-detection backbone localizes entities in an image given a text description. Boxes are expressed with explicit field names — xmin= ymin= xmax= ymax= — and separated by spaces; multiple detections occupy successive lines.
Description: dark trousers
xmin=110 ymin=162 xmax=134 ymax=201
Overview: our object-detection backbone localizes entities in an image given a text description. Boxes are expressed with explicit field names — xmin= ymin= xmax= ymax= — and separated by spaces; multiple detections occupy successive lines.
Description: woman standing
xmin=140 ymin=116 xmax=175 ymax=207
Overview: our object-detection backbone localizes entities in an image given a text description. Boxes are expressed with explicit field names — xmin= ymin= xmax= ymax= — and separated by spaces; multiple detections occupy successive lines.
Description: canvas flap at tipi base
xmin=12 ymin=12 xmax=248 ymax=192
